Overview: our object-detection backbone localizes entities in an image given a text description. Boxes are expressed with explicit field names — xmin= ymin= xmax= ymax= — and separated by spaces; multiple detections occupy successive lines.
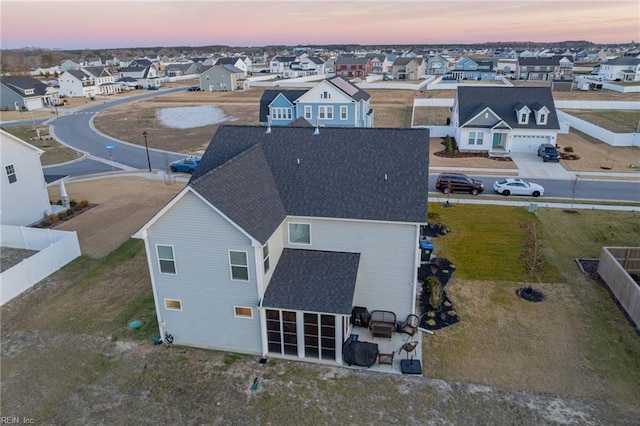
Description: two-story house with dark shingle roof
xmin=517 ymin=55 xmax=573 ymax=81
xmin=258 ymin=76 xmax=373 ymax=127
xmin=199 ymin=64 xmax=247 ymax=91
xmin=451 ymin=86 xmax=560 ymax=154
xmin=597 ymin=57 xmax=640 ymax=81
xmin=133 ymin=125 xmax=429 ymax=365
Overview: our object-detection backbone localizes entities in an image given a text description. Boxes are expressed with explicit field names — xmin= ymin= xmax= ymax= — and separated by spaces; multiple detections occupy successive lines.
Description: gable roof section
xmin=336 ymin=56 xmax=369 ymax=66
xmin=603 ymin=57 xmax=640 ymax=66
xmin=259 ymin=89 xmax=307 ymax=123
xmin=456 ymin=86 xmax=559 ymax=130
xmin=1 ymin=76 xmax=49 ymax=97
xmin=262 ymin=249 xmax=360 ymax=314
xmin=189 ymin=126 xmax=430 ymax=244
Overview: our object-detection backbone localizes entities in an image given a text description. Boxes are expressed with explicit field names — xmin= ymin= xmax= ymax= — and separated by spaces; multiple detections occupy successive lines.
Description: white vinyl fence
xmin=1 ymin=225 xmax=81 ymax=305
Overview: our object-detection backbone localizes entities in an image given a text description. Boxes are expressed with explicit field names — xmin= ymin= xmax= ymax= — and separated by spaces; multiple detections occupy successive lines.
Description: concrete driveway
xmin=509 ymin=152 xmax=574 ymax=179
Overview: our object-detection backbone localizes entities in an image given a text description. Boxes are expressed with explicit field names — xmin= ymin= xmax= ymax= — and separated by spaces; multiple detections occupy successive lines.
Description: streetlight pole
xmin=142 ymin=130 xmax=151 ymax=172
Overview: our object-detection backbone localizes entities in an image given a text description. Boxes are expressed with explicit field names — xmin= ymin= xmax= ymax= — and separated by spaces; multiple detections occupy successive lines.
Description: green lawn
xmin=561 ymin=109 xmax=640 ymax=133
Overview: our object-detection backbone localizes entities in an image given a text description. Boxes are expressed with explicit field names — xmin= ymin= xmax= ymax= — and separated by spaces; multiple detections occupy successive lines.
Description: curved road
xmin=45 ymin=87 xmax=188 ymax=177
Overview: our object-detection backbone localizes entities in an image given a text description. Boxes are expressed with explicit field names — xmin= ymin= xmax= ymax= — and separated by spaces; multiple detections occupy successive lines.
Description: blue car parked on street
xmin=170 ymin=156 xmax=201 ymax=174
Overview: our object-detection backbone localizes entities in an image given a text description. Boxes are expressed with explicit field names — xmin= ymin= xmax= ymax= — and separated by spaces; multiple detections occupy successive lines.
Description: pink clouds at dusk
xmin=2 ymin=1 xmax=639 ymax=49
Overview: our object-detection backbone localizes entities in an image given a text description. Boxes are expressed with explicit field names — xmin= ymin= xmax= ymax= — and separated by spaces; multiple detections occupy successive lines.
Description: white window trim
xmin=156 ymin=244 xmax=177 ymax=275
xmin=228 ymin=250 xmax=250 ymax=281
xmin=288 ymin=222 xmax=311 ymax=245
xmin=234 ymin=306 xmax=253 ymax=318
xmin=304 ymin=105 xmax=312 ymax=120
xmin=318 ymin=105 xmax=333 ymax=120
xmin=340 ymin=105 xmax=348 ymax=120
xmin=164 ymin=298 xmax=182 ymax=311
xmin=262 ymin=243 xmax=270 ymax=274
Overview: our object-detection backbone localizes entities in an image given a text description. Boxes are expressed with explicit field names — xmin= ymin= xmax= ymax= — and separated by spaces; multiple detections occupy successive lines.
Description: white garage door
xmin=511 ymin=135 xmax=550 ymax=153
xmin=25 ymin=97 xmax=42 ymax=111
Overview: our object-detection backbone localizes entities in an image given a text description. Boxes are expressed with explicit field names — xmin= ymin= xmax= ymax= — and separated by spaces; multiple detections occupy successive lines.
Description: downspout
xmin=411 ymin=224 xmax=421 ymax=316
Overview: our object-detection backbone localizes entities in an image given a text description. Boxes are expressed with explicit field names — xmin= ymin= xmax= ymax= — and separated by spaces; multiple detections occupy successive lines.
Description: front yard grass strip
xmin=3 ymin=125 xmax=80 ymax=165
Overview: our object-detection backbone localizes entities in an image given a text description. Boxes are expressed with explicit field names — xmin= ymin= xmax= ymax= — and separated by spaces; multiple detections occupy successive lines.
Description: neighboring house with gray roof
xmin=0 ymin=76 xmax=59 ymax=110
xmin=516 ymin=57 xmax=567 ymax=81
xmin=215 ymin=57 xmax=249 ymax=76
xmin=258 ymin=75 xmax=373 ymax=127
xmin=133 ymin=125 xmax=429 ymax=364
xmin=335 ymin=56 xmax=372 ymax=79
xmin=58 ymin=67 xmax=120 ymax=97
xmin=199 ymin=64 xmax=246 ymax=91
xmin=118 ymin=63 xmax=160 ymax=88
xmin=391 ymin=57 xmax=426 ymax=80
xmin=596 ymin=57 xmax=640 ymax=81
xmin=451 ymin=86 xmax=560 ymax=154
xmin=163 ymin=63 xmax=199 ymax=77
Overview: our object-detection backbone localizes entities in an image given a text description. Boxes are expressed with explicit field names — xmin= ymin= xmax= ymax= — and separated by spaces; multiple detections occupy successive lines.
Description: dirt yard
xmin=46 ymin=174 xmax=184 ymax=258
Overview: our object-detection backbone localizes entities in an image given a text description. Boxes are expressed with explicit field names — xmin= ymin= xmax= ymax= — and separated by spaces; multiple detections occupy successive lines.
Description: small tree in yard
xmin=520 ymin=220 xmax=544 ymax=284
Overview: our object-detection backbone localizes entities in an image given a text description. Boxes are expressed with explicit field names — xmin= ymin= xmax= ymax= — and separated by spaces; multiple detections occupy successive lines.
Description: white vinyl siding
xmin=146 ymin=191 xmax=261 ymax=353
xmin=285 ymin=217 xmax=417 ymax=320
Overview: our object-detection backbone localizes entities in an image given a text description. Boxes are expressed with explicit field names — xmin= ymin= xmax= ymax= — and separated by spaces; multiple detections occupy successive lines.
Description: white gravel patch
xmin=156 ymin=105 xmax=237 ymax=129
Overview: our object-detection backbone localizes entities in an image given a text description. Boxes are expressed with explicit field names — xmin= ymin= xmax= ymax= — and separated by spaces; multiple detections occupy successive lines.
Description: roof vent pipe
xmin=313 ymin=127 xmax=319 ymax=135
xmin=384 ymin=174 xmax=388 ymax=181
xmin=297 ymin=158 xmax=300 ymax=165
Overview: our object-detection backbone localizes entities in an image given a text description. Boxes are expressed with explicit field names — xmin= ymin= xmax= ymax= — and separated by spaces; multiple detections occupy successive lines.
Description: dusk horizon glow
xmin=1 ymin=1 xmax=639 ymax=50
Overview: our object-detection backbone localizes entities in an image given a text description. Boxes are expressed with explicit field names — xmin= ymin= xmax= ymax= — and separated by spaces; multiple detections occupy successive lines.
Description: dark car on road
xmin=435 ymin=173 xmax=484 ymax=195
xmin=537 ymin=143 xmax=560 ymax=162
xmin=187 ymin=86 xmax=201 ymax=91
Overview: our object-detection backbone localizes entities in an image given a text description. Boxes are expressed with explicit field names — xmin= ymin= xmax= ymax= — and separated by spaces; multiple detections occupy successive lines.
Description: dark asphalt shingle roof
xmin=602 ymin=57 xmax=640 ymax=66
xmin=1 ymin=76 xmax=49 ymax=97
xmin=456 ymin=86 xmax=560 ymax=130
xmin=518 ymin=57 xmax=560 ymax=66
xmin=262 ymin=249 xmax=360 ymax=314
xmin=189 ymin=125 xmax=430 ymax=244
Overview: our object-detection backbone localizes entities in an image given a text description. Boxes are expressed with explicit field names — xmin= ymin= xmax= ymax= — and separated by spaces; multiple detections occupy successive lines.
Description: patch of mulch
xmin=421 ymin=223 xmax=451 ymax=238
xmin=560 ymin=153 xmax=580 ymax=160
xmin=33 ymin=203 xmax=98 ymax=229
xmin=434 ymin=137 xmax=513 ymax=162
xmin=516 ymin=286 xmax=545 ymax=302
xmin=419 ymin=292 xmax=459 ymax=331
xmin=418 ymin=257 xmax=459 ymax=331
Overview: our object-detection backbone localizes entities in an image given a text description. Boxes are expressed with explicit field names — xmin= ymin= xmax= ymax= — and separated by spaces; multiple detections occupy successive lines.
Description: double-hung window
xmin=272 ymin=107 xmax=292 ymax=120
xmin=304 ymin=105 xmax=312 ymax=120
xmin=340 ymin=106 xmax=348 ymax=120
xmin=318 ymin=106 xmax=333 ymax=120
xmin=157 ymin=245 xmax=176 ymax=274
xmin=468 ymin=131 xmax=484 ymax=145
xmin=229 ymin=250 xmax=249 ymax=281
xmin=5 ymin=165 xmax=17 ymax=184
xmin=288 ymin=223 xmax=310 ymax=245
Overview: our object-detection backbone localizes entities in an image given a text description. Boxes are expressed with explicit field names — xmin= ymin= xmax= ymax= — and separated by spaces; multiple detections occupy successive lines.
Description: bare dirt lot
xmin=46 ymin=174 xmax=184 ymax=258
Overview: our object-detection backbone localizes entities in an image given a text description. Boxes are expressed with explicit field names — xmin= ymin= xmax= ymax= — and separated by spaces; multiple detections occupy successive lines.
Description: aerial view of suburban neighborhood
xmin=1 ymin=1 xmax=639 ymax=424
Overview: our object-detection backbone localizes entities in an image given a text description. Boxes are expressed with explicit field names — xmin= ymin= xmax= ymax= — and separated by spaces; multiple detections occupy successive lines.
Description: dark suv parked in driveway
xmin=435 ymin=173 xmax=484 ymax=195
xmin=537 ymin=143 xmax=560 ymax=162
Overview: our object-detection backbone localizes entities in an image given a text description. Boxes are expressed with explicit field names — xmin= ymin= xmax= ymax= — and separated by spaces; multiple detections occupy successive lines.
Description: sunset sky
xmin=1 ymin=0 xmax=639 ymax=50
